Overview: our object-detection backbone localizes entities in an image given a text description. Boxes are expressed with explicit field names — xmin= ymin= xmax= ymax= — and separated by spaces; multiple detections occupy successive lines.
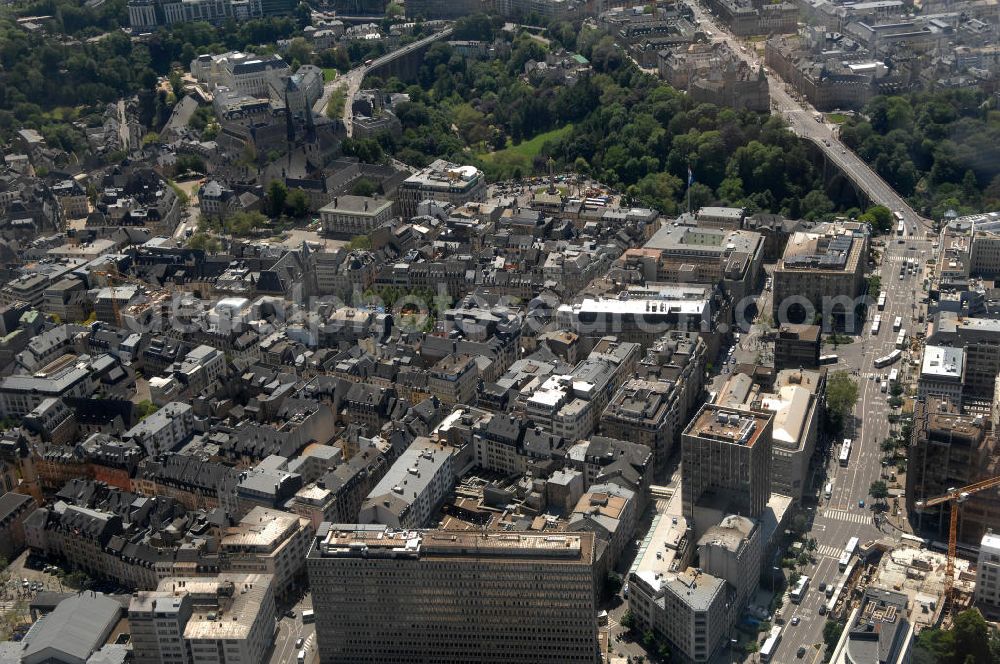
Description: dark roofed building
xmin=0 ymin=490 xmax=36 ymax=559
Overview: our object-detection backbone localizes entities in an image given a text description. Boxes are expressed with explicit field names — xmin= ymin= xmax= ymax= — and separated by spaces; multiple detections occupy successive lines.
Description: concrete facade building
xmin=129 ymin=0 xmax=294 ymax=30
xmin=601 ymin=377 xmax=686 ymax=472
xmin=681 ymin=404 xmax=773 ymax=519
xmin=307 ymin=524 xmax=600 ymax=663
xmin=835 ymin=588 xmax=913 ymax=664
xmin=697 ymin=514 xmax=761 ymax=614
xmin=656 ymin=569 xmax=729 ymax=662
xmin=928 ymin=314 xmax=1000 ymax=398
xmin=358 ymin=437 xmax=457 ymax=528
xmin=975 ymin=531 xmax=1000 ymax=611
xmin=318 ymin=195 xmax=394 ymax=237
xmin=634 ymin=224 xmax=765 ymax=302
xmin=773 ymin=230 xmax=867 ymax=328
xmin=714 ymin=368 xmax=824 ymax=501
xmin=396 ymin=159 xmax=486 ymax=218
xmin=129 ymin=574 xmax=276 ymax=664
xmin=907 ymin=399 xmax=1000 ymax=546
xmin=218 ymin=506 xmax=312 ymax=600
xmin=918 ymin=345 xmax=965 ymax=403
xmin=774 ymin=324 xmax=822 ymax=370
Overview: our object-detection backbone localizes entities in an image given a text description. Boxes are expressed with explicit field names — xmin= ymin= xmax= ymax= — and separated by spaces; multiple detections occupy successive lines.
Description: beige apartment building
xmin=218 ymin=506 xmax=312 ymax=600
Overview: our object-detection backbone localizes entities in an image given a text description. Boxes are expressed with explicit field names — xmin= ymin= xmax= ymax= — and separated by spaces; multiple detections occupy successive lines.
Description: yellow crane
xmin=915 ymin=475 xmax=1000 ymax=607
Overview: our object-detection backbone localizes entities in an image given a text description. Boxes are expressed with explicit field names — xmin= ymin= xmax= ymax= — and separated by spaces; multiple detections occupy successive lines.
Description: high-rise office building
xmin=681 ymin=404 xmax=772 ymax=519
xmin=306 ymin=523 xmax=601 ymax=663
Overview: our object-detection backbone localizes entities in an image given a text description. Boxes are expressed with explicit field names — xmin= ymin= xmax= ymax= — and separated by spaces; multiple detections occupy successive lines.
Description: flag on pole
xmin=687 ymin=166 xmax=694 ymax=186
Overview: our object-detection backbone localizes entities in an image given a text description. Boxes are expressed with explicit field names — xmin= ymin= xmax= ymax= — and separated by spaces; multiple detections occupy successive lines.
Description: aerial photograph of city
xmin=0 ymin=0 xmax=997 ymax=660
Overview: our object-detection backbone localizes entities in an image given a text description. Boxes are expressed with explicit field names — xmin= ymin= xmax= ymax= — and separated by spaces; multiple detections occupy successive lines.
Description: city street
xmin=267 ymin=596 xmax=316 ymax=664
xmin=171 ymin=177 xmax=203 ymax=240
xmin=688 ymin=1 xmax=930 ymax=233
xmin=312 ymin=28 xmax=453 ymax=137
xmin=767 ymin=230 xmax=930 ymax=663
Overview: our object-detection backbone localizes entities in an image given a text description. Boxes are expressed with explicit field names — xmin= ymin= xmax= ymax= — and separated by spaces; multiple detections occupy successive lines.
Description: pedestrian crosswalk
xmin=817 ymin=544 xmax=842 ymax=559
xmin=823 ymin=508 xmax=874 ymax=525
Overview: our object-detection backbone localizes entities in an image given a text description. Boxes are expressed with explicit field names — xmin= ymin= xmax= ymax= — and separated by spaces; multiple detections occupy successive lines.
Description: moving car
xmin=798 ymin=646 xmax=807 ymax=658
xmin=859 ymin=499 xmax=865 ymax=508
xmin=791 ymin=616 xmax=800 ymax=626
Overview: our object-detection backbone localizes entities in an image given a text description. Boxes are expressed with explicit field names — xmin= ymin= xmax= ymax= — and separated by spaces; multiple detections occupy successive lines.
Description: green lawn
xmin=323 ymin=68 xmax=339 ymax=82
xmin=825 ymin=113 xmax=849 ymax=124
xmin=479 ymin=124 xmax=573 ymax=163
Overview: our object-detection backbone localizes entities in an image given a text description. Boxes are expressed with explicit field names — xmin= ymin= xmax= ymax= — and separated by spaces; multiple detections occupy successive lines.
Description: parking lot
xmin=0 ymin=552 xmax=74 ymax=631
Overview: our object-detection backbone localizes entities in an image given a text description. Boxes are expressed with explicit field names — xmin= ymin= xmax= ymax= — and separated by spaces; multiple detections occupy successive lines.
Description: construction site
xmin=825 ymin=537 xmax=976 ymax=635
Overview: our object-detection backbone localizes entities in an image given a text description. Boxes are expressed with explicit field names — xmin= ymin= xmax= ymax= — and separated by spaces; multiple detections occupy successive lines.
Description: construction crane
xmin=92 ymin=268 xmax=143 ymax=327
xmin=915 ymin=475 xmax=1000 ymax=609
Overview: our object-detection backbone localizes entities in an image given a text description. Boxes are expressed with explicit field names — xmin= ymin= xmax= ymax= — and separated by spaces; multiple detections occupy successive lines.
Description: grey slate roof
xmin=20 ymin=592 xmax=123 ymax=663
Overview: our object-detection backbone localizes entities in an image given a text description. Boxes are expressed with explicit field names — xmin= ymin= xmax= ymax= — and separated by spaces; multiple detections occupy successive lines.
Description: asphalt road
xmin=312 ymin=28 xmax=453 ymax=137
xmin=171 ymin=178 xmax=203 ymax=240
xmin=268 ymin=598 xmax=316 ymax=664
xmin=767 ymin=231 xmax=930 ymax=664
xmin=687 ymin=2 xmax=930 ymax=234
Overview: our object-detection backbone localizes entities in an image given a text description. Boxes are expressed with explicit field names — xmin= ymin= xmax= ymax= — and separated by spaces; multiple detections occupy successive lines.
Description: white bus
xmin=888 ymin=368 xmax=899 ymax=383
xmin=897 ymin=220 xmax=905 ymax=236
xmin=894 ymin=210 xmax=905 ymax=222
xmin=874 ymin=349 xmax=902 ymax=368
xmin=760 ymin=626 xmax=782 ymax=662
xmin=893 ymin=316 xmax=902 ymax=331
xmin=790 ymin=575 xmax=810 ymax=603
xmin=839 ymin=439 xmax=852 ymax=467
xmin=819 ymin=354 xmax=839 ymax=365
xmin=827 ymin=560 xmax=856 ymax=614
xmin=871 ymin=314 xmax=882 ymax=336
xmin=896 ymin=329 xmax=906 ymax=349
xmin=877 ymin=292 xmax=887 ymax=310
xmin=838 ymin=537 xmax=859 ymax=570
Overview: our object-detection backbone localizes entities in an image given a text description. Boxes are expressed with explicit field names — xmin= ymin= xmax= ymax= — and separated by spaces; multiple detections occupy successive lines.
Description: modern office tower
xmin=681 ymin=404 xmax=773 ymax=520
xmin=307 ymin=524 xmax=601 ymax=663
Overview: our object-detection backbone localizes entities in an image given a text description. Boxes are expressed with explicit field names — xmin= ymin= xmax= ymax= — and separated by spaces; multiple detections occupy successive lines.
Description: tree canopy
xmin=826 ymin=371 xmax=859 ymax=429
xmin=840 ymin=90 xmax=1000 ymax=220
xmin=913 ymin=610 xmax=1000 ymax=664
xmin=372 ymin=25 xmax=851 ymax=218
